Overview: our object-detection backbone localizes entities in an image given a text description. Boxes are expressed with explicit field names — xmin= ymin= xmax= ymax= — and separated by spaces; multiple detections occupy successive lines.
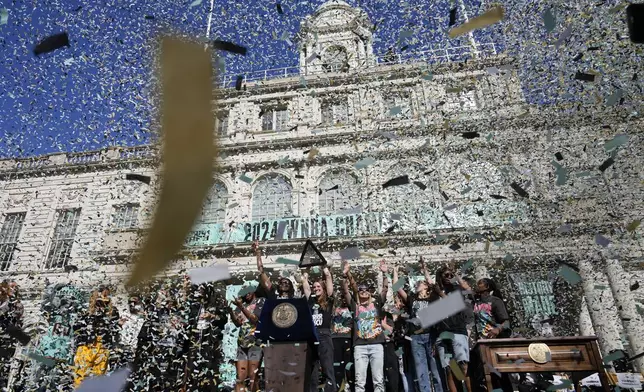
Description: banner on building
xmin=185 ymin=201 xmax=531 ymax=247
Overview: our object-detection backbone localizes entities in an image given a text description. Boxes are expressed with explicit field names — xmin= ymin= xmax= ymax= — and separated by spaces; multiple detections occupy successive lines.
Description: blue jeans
xmin=410 ymin=333 xmax=443 ymax=392
xmin=354 ymin=344 xmax=384 ymax=392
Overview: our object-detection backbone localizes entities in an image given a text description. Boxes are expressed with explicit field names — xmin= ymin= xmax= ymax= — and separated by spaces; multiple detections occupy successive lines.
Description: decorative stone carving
xmin=60 ymin=187 xmax=87 ymax=203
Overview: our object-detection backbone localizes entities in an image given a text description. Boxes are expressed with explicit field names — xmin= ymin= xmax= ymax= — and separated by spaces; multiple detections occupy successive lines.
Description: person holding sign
xmin=302 ymin=267 xmax=336 ymax=392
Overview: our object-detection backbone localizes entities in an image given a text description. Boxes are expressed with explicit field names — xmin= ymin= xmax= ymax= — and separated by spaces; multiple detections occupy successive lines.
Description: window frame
xmin=317 ymin=171 xmax=359 ymax=215
xmin=44 ymin=208 xmax=81 ymax=270
xmin=320 ymin=99 xmax=349 ymax=127
xmin=252 ymin=175 xmax=293 ymax=221
xmin=112 ymin=203 xmax=140 ymax=231
xmin=216 ymin=111 xmax=229 ymax=136
xmin=0 ymin=212 xmax=26 ymax=271
xmin=198 ymin=181 xmax=228 ymax=224
xmin=261 ymin=107 xmax=289 ymax=133
xmin=384 ymin=91 xmax=413 ymax=119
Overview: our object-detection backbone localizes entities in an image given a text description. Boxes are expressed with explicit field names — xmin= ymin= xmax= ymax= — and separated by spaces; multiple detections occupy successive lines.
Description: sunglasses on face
xmin=443 ymin=272 xmax=454 ymax=279
xmin=358 ymin=287 xmax=369 ymax=292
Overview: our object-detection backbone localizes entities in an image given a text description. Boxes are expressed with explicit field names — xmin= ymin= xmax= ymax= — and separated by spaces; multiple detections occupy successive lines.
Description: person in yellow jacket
xmin=73 ymin=287 xmax=119 ymax=386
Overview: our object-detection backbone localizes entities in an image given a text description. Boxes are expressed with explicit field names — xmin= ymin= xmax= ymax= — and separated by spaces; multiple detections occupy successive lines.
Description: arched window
xmin=318 ymin=170 xmax=359 ymax=215
xmin=322 ymin=46 xmax=349 ymax=73
xmin=252 ymin=175 xmax=293 ymax=221
xmin=198 ymin=181 xmax=227 ymax=224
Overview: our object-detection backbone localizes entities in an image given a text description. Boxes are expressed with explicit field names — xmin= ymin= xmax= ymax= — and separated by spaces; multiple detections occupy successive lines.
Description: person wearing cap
xmin=229 ymin=286 xmax=265 ymax=392
xmin=342 ymin=260 xmax=389 ymax=392
xmin=302 ymin=267 xmax=336 ymax=392
xmin=254 ymin=241 xmax=296 ymax=299
xmin=434 ymin=265 xmax=473 ymax=392
xmin=393 ymin=258 xmax=444 ymax=392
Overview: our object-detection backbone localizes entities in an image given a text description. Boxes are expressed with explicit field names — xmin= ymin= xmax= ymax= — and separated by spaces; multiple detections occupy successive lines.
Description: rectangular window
xmin=321 ymin=100 xmax=348 ymax=126
xmin=261 ymin=108 xmax=289 ymax=132
xmin=216 ymin=113 xmax=229 ymax=136
xmin=0 ymin=212 xmax=26 ymax=271
xmin=444 ymin=90 xmax=478 ymax=111
xmin=385 ymin=93 xmax=412 ymax=118
xmin=113 ymin=204 xmax=140 ymax=230
xmin=45 ymin=209 xmax=81 ymax=269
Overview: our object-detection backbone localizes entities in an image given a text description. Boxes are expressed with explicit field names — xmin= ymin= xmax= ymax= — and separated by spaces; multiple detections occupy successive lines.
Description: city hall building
xmin=1 ymin=0 xmax=643 ymax=386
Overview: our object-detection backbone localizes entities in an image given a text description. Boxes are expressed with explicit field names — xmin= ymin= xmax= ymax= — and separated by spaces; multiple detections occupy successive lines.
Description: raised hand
xmin=342 ymin=260 xmax=350 ymax=275
xmin=379 ymin=260 xmax=388 ymax=273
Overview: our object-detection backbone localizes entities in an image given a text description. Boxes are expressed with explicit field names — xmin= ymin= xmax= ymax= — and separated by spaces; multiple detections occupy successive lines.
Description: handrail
xmin=219 ymin=42 xmax=497 ymax=88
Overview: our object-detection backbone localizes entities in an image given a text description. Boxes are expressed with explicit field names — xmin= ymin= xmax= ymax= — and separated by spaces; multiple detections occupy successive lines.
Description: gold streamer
xmin=127 ymin=37 xmax=216 ymax=287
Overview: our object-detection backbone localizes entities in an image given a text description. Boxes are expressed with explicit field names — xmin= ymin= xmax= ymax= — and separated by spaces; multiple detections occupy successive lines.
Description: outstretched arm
xmin=234 ymin=298 xmax=259 ymax=325
xmin=342 ymin=261 xmax=358 ymax=300
xmin=323 ymin=267 xmax=333 ymax=297
xmin=393 ymin=265 xmax=408 ymax=303
xmin=301 ymin=272 xmax=311 ymax=299
xmin=254 ymin=241 xmax=272 ymax=292
xmin=379 ymin=260 xmax=389 ymax=302
xmin=419 ymin=256 xmax=433 ymax=284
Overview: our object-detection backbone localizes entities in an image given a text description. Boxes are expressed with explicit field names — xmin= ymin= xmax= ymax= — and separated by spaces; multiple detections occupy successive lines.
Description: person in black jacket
xmin=434 ymin=265 xmax=474 ymax=392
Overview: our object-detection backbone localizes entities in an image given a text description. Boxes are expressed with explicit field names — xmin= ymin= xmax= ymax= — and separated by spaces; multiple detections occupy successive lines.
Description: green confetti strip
xmin=276 ymin=257 xmax=300 ymax=265
xmin=345 ymin=362 xmax=353 ymax=370
xmin=558 ymin=265 xmax=581 ymax=285
xmin=604 ymin=134 xmax=629 ymax=152
xmin=602 ymin=350 xmax=625 ymax=364
xmin=392 ymin=277 xmax=406 ymax=291
xmin=239 ymin=174 xmax=254 ymax=184
xmin=547 ymin=380 xmax=573 ymax=391
xmin=0 ymin=9 xmax=8 ymax=25
xmin=460 ymin=259 xmax=474 ymax=275
xmin=543 ymin=8 xmax=556 ymax=32
xmin=354 ymin=157 xmax=376 ymax=169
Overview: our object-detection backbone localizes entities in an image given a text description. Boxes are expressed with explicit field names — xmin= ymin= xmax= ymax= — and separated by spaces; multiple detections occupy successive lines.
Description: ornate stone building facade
xmin=1 ymin=0 xmax=643 ymax=386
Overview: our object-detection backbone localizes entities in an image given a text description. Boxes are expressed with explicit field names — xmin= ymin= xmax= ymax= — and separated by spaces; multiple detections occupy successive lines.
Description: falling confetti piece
xmin=595 ymin=234 xmax=611 ymax=247
xmin=558 ymin=265 xmax=581 ymax=285
xmin=187 ymin=264 xmax=230 ymax=284
xmin=603 ymin=350 xmax=625 ymax=364
xmin=574 ymin=71 xmax=596 ymax=82
xmin=382 ymin=175 xmax=410 ymax=189
xmin=76 ymin=367 xmax=131 ymax=392
xmin=212 ymin=40 xmax=247 ymax=55
xmin=598 ymin=157 xmax=614 ymax=172
xmin=127 ymin=37 xmax=216 ymax=287
xmin=627 ymin=220 xmax=641 ymax=232
xmin=392 ymin=277 xmax=406 ymax=291
xmin=189 ymin=0 xmax=202 ymax=8
xmin=0 ymin=8 xmax=8 ymax=25
xmin=354 ymin=157 xmax=376 ymax=169
xmin=630 ymin=281 xmax=640 ymax=291
xmin=276 ymin=257 xmax=300 ymax=265
xmin=604 ymin=134 xmax=629 ymax=152
xmin=34 ymin=32 xmax=70 ymax=55
xmin=543 ymin=8 xmax=556 ymax=32
xmin=448 ymin=6 xmax=504 ymax=39
xmin=239 ymin=174 xmax=254 ymax=183
xmin=125 ymin=173 xmax=151 ymax=184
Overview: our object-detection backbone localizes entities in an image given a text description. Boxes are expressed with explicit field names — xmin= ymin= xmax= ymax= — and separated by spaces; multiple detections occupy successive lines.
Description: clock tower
xmin=297 ymin=0 xmax=375 ymax=75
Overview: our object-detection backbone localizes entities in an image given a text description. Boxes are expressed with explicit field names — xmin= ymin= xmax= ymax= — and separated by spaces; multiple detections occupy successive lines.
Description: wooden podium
xmin=255 ymin=298 xmax=318 ymax=392
xmin=474 ymin=336 xmax=611 ymax=392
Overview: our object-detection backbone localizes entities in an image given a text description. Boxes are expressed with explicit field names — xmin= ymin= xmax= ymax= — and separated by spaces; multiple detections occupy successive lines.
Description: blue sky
xmin=0 ymin=0 xmax=641 ymax=158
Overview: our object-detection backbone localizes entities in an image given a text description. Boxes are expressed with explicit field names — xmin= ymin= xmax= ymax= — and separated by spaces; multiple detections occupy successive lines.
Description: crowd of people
xmin=0 ymin=242 xmax=597 ymax=392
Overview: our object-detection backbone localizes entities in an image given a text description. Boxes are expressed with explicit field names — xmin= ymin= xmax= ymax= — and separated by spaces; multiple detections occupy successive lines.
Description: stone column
xmin=579 ymin=296 xmax=596 ymax=337
xmin=605 ymin=258 xmax=644 ymax=371
xmin=578 ymin=257 xmax=625 ymax=356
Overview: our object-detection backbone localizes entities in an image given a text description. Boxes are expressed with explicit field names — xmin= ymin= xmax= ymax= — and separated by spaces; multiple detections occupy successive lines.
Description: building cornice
xmin=0 ymin=104 xmax=639 ymax=180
